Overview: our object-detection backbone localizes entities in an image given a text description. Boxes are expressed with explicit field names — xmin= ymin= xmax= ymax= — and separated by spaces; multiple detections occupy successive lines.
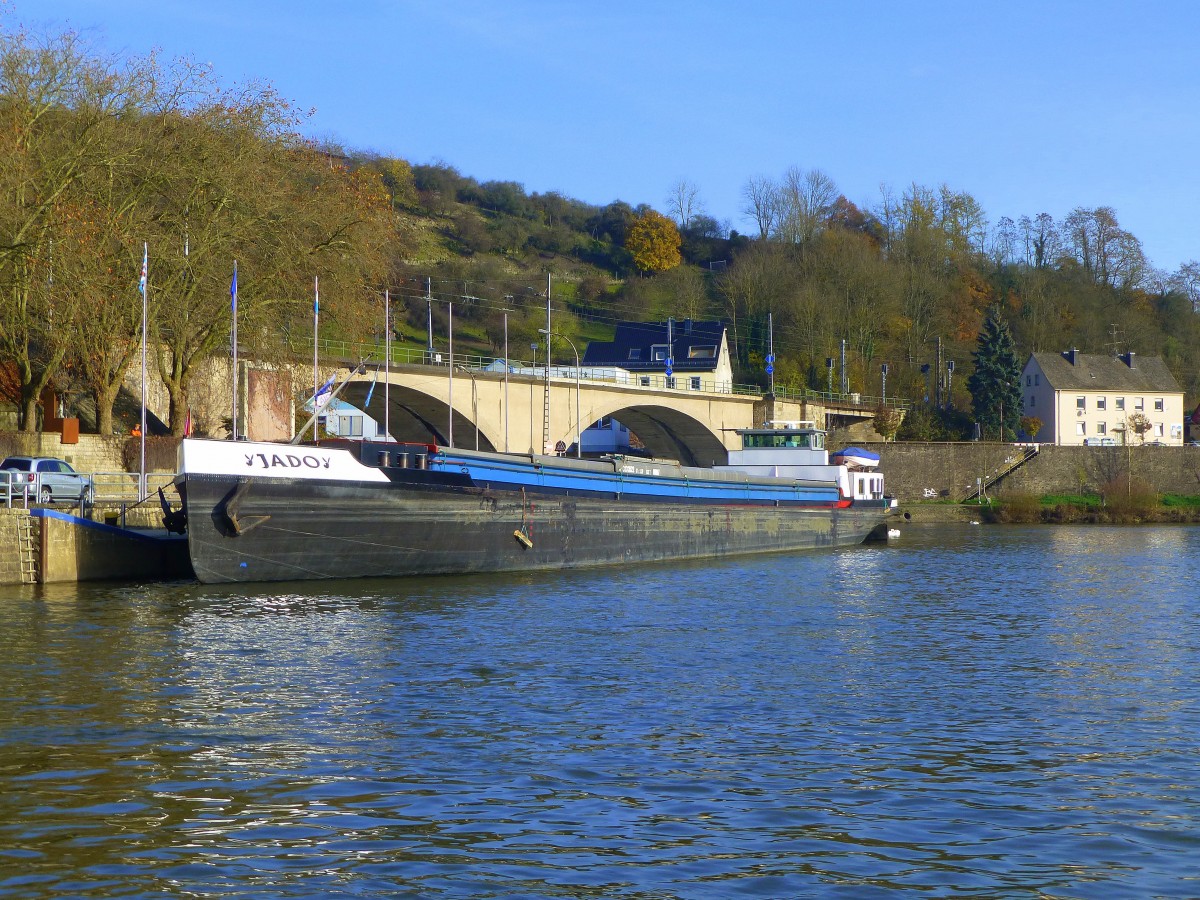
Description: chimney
xmin=1064 ymin=348 xmax=1078 ymax=365
xmin=1124 ymin=351 xmax=1136 ymax=369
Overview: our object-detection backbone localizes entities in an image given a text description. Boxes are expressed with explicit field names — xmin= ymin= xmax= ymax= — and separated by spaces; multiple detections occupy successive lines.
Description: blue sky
xmin=20 ymin=0 xmax=1200 ymax=275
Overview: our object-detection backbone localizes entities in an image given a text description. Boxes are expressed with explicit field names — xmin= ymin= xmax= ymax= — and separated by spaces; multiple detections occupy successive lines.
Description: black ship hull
xmin=181 ymin=471 xmax=890 ymax=584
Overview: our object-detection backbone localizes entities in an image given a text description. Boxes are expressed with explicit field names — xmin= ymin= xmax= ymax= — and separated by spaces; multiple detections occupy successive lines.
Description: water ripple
xmin=1 ymin=524 xmax=1199 ymax=897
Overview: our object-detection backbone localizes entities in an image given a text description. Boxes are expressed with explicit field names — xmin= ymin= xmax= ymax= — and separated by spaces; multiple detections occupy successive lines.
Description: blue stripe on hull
xmin=431 ymin=452 xmax=843 ymax=505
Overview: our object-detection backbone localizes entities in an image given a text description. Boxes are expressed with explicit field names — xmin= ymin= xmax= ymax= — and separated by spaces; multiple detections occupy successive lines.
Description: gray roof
xmin=1028 ymin=351 xmax=1181 ymax=393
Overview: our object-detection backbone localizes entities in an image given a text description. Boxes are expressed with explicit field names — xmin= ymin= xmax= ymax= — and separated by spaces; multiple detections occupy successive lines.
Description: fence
xmin=291 ymin=336 xmax=909 ymax=409
xmin=1 ymin=470 xmax=178 ymax=509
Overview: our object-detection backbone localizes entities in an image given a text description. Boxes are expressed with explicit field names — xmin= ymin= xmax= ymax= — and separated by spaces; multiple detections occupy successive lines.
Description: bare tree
xmin=1171 ymin=260 xmax=1200 ymax=312
xmin=740 ymin=175 xmax=778 ymax=240
xmin=665 ymin=178 xmax=703 ymax=230
xmin=776 ymin=167 xmax=837 ymax=247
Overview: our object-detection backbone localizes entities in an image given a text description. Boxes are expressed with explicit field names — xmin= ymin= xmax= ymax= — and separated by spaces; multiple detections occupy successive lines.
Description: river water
xmin=1 ymin=524 xmax=1197 ymax=899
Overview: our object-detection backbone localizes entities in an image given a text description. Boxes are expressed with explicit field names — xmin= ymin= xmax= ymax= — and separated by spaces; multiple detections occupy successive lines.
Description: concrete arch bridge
xmin=336 ymin=363 xmax=891 ymax=466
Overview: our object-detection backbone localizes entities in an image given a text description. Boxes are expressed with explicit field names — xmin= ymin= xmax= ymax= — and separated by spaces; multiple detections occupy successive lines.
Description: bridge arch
xmin=339 ymin=367 xmax=756 ymax=464
xmin=341 ymin=379 xmax=502 ymax=452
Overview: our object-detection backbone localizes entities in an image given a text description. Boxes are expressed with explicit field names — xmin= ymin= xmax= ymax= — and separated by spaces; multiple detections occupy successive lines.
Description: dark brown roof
xmin=1028 ymin=351 xmax=1181 ymax=393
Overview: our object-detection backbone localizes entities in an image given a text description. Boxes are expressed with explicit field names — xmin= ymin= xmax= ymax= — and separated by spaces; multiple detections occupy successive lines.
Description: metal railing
xmin=0 ymin=471 xmax=90 ymax=509
xmin=1 ymin=470 xmax=178 ymax=509
xmin=91 ymin=472 xmax=178 ymax=503
xmin=294 ymin=335 xmax=908 ymax=410
xmin=0 ymin=472 xmax=26 ymax=508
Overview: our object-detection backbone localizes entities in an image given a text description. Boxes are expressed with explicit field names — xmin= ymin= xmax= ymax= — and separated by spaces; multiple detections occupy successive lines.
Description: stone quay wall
xmin=874 ymin=442 xmax=1200 ymax=503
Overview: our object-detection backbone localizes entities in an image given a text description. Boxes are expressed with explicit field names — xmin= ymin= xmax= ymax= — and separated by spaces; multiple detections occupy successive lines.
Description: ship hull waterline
xmin=180 ymin=473 xmax=891 ymax=585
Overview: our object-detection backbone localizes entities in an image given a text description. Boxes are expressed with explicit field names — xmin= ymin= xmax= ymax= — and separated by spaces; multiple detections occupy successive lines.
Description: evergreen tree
xmin=967 ymin=305 xmax=1023 ymax=440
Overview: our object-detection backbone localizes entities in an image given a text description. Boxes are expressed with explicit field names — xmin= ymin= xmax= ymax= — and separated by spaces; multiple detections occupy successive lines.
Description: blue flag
xmin=313 ymin=372 xmax=336 ymax=400
xmin=363 ymin=370 xmax=378 ymax=408
xmin=138 ymin=246 xmax=147 ymax=295
xmin=230 ymin=262 xmax=238 ymax=312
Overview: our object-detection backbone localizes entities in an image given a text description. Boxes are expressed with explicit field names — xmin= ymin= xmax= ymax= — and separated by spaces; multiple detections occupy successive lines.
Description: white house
xmin=1022 ymin=350 xmax=1184 ymax=445
xmin=310 ymin=396 xmax=391 ymax=442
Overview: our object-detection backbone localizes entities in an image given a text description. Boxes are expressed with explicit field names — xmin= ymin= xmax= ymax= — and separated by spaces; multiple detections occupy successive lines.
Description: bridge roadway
xmin=337 ymin=362 xmax=882 ymax=466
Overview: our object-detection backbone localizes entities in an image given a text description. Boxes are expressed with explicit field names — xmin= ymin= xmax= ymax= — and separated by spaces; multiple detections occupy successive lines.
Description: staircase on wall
xmin=960 ymin=445 xmax=1041 ymax=503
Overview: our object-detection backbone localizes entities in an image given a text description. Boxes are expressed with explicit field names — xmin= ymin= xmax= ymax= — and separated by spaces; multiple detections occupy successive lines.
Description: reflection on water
xmin=2 ymin=525 xmax=1200 ymax=897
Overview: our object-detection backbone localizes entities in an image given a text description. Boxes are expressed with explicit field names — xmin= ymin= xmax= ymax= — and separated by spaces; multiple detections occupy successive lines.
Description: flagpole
xmin=384 ymin=289 xmax=390 ymax=442
xmin=503 ymin=310 xmax=509 ymax=453
xmin=231 ymin=260 xmax=238 ymax=440
xmin=313 ymin=276 xmax=320 ymax=413
xmin=139 ymin=243 xmax=147 ymax=501
xmin=447 ymin=300 xmax=453 ymax=449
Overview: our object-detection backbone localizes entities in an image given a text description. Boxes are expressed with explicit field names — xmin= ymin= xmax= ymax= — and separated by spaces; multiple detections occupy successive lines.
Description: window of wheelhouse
xmin=741 ymin=431 xmax=820 ymax=449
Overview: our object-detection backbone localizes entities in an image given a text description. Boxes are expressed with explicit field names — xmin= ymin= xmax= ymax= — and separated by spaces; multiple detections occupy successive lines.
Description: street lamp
xmin=539 ymin=328 xmax=581 ymax=458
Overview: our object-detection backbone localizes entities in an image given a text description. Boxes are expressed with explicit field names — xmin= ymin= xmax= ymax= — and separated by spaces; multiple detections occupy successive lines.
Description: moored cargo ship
xmin=174 ymin=421 xmax=894 ymax=584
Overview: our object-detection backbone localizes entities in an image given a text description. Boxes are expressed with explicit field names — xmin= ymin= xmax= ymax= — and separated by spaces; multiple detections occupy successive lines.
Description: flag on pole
xmin=363 ymin=370 xmax=378 ymax=408
xmin=183 ymin=410 xmax=193 ymax=436
xmin=312 ymin=372 xmax=336 ymax=401
xmin=138 ymin=246 xmax=148 ymax=295
xmin=230 ymin=261 xmax=238 ymax=312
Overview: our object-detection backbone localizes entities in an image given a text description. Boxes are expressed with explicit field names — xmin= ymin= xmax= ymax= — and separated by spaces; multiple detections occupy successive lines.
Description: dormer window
xmin=651 ymin=344 xmax=669 ymax=361
xmin=627 ymin=348 xmax=642 ymax=360
xmin=688 ymin=345 xmax=716 ymax=359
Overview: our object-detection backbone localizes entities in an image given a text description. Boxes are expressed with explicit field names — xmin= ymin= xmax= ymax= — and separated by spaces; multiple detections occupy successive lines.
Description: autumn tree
xmin=1126 ymin=412 xmax=1152 ymax=445
xmin=625 ymin=209 xmax=680 ymax=274
xmin=0 ymin=27 xmax=149 ymax=430
xmin=872 ymin=403 xmax=902 ymax=441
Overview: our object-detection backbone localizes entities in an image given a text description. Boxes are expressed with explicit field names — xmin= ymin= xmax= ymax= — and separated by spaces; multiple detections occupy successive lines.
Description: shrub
xmin=122 ymin=436 xmax=182 ymax=473
xmin=992 ymin=492 xmax=1042 ymax=523
xmin=1102 ymin=475 xmax=1157 ymax=519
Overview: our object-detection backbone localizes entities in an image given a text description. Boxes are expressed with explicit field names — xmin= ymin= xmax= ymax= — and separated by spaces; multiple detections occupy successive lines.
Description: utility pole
xmin=426 ymin=277 xmax=434 ymax=362
xmin=766 ymin=313 xmax=775 ymax=395
xmin=542 ymin=275 xmax=551 ymax=452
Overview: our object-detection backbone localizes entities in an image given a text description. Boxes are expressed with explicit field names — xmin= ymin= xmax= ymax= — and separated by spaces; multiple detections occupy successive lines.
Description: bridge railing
xmin=295 ymin=335 xmax=908 ymax=410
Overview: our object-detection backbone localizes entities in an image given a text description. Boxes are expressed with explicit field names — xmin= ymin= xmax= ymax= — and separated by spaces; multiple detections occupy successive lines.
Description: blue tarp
xmin=832 ymin=447 xmax=881 ymax=462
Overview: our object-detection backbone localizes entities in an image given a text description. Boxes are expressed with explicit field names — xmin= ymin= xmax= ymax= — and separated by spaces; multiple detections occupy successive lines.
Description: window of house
xmin=1029 ymin=394 xmax=1036 ymax=407
xmin=339 ymin=415 xmax=363 ymax=437
xmin=1135 ymin=398 xmax=1144 ymax=410
xmin=1154 ymin=423 xmax=1165 ymax=437
xmin=627 ymin=348 xmax=642 ymax=361
xmin=1097 ymin=396 xmax=1106 ymax=410
xmin=665 ymin=376 xmax=676 ymax=389
xmin=690 ymin=376 xmax=701 ymax=390
xmin=1154 ymin=398 xmax=1164 ymax=411
xmin=639 ymin=376 xmax=650 ymax=386
xmin=1035 ymin=374 xmax=1040 ymax=386
xmin=1116 ymin=397 xmax=1125 ymax=411
xmin=651 ymin=344 xmax=669 ymax=361
xmin=1076 ymin=396 xmax=1086 ymax=409
xmin=1076 ymin=422 xmax=1086 ymax=436
xmin=688 ymin=345 xmax=716 ymax=359
xmin=1097 ymin=422 xmax=1106 ymax=435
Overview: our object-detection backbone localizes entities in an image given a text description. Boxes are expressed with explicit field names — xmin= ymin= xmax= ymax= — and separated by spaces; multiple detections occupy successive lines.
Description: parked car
xmin=0 ymin=456 xmax=95 ymax=504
